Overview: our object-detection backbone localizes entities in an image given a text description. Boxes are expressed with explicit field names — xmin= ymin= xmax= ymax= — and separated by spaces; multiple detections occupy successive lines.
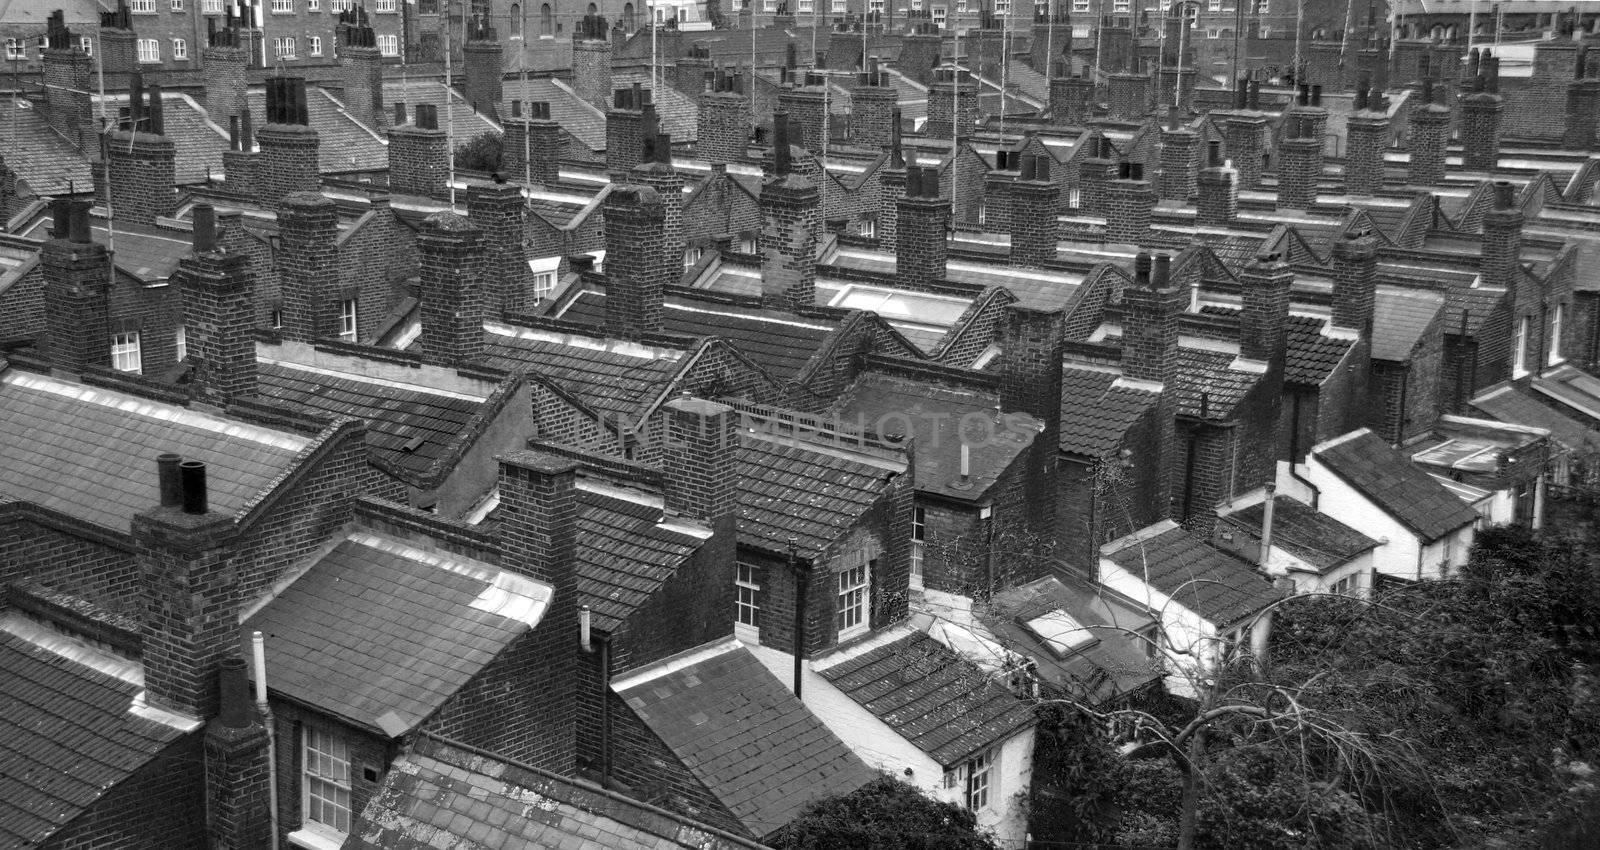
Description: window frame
xmin=271 ymin=0 xmax=294 ymax=11
xmin=735 ymin=562 xmax=761 ymax=637
xmin=309 ymin=36 xmax=323 ymax=56
xmin=175 ymin=325 xmax=187 ymax=362
xmin=137 ymin=38 xmax=161 ymax=63
xmin=339 ymin=298 xmax=358 ymax=341
xmin=374 ymin=0 xmax=398 ymax=11
xmin=301 ymin=723 xmax=354 ymax=838
xmin=172 ymin=37 xmax=187 ymax=60
xmin=377 ymin=34 xmax=398 ymax=55
xmin=1513 ymin=315 xmax=1529 ymax=377
xmin=131 ymin=0 xmax=157 ymax=11
xmin=111 ymin=329 xmax=143 ymax=373
xmin=965 ymin=748 xmax=993 ymax=811
xmin=909 ymin=506 xmax=926 ymax=590
xmin=835 ymin=558 xmax=870 ymax=640
xmin=4 ymin=39 xmax=22 ymax=61
xmin=1549 ymin=303 xmax=1564 ymax=365
xmin=171 ymin=0 xmax=185 ymax=10
xmin=274 ymin=36 xmax=296 ymax=59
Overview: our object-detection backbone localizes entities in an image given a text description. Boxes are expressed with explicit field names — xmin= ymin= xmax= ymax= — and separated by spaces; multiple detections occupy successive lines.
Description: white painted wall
xmin=1097 ymin=558 xmax=1219 ymax=698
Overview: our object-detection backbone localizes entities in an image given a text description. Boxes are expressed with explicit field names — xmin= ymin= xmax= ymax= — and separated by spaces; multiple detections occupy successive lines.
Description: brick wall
xmin=337 ymin=200 xmax=418 ymax=346
xmin=572 ymin=38 xmax=615 ymax=109
xmin=682 ymin=166 xmax=762 ymax=248
xmin=43 ymin=735 xmax=205 ymax=850
xmin=463 ymin=38 xmax=504 ymax=118
xmin=1050 ymin=75 xmax=1095 ymax=125
xmin=926 ymin=67 xmax=978 ymax=141
xmin=1222 ymin=113 xmax=1268 ymax=189
xmin=257 ymin=124 xmax=320 ymax=208
xmin=502 ymin=115 xmax=565 ymax=186
xmin=1107 ymin=73 xmax=1151 ymax=120
xmin=201 ymin=45 xmax=249 ymax=124
xmin=43 ymin=49 xmax=94 ymax=151
xmin=758 ymin=169 xmax=820 ymax=312
xmin=1157 ymin=128 xmax=1198 ymax=201
xmin=466 ymin=181 xmax=531 ymax=316
xmin=895 ymin=172 xmax=949 ymax=288
xmin=1460 ymin=91 xmax=1503 ymax=170
xmin=0 ymin=511 xmax=136 ymax=616
xmin=417 ymin=213 xmax=486 ymax=366
xmin=778 ymin=84 xmax=829 ymax=153
xmin=108 ymin=130 xmax=177 ymax=226
xmin=1408 ymin=98 xmax=1452 ymax=186
xmin=277 ymin=193 xmax=341 ymax=342
xmin=0 ymin=262 xmax=45 ymax=346
xmin=42 ymin=213 xmax=113 ymax=373
xmin=697 ymin=90 xmax=751 ymax=164
xmin=178 ymin=244 xmax=258 ymax=406
xmin=1105 ymin=173 xmax=1153 ymax=245
xmin=388 ymin=122 xmax=449 ymax=198
xmin=269 ymin=705 xmax=390 ymax=847
xmin=851 ymin=83 xmax=897 ymax=146
xmin=1010 ymin=167 xmax=1057 ymax=267
xmin=1275 ymin=131 xmax=1321 ymax=210
xmin=603 ymin=184 xmax=667 ymax=339
xmin=341 ymin=45 xmax=386 ymax=129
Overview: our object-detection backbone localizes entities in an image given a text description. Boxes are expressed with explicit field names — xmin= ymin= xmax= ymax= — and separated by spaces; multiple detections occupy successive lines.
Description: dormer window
xmin=1513 ymin=315 xmax=1529 ymax=378
xmin=1549 ymin=304 xmax=1564 ymax=365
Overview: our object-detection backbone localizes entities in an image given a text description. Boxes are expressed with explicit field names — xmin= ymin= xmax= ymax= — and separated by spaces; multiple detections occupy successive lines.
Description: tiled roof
xmin=616 ymin=642 xmax=877 ymax=838
xmin=818 ymin=631 xmax=1035 ymax=767
xmin=245 ymin=532 xmax=547 ymax=734
xmin=0 ymin=368 xmax=310 ymax=533
xmin=1103 ymin=522 xmax=1283 ymax=626
xmin=244 ymin=87 xmax=388 ymax=173
xmin=1226 ymin=497 xmax=1379 ymax=572
xmin=574 ymin=487 xmax=704 ymax=632
xmin=1057 ymin=365 xmax=1159 ymax=458
xmin=1472 ymin=384 xmax=1600 ymax=453
xmin=558 ymin=286 xmax=837 ymax=381
xmin=480 ymin=324 xmax=686 ymax=422
xmin=96 ymin=92 xmax=228 ymax=184
xmin=1172 ymin=346 xmax=1259 ymax=419
xmin=0 ymin=96 xmax=94 ymax=196
xmin=833 ymin=371 xmax=1035 ymax=501
xmin=982 ymin=575 xmax=1161 ymax=704
xmin=1370 ymin=286 xmax=1444 ymax=362
xmin=497 ymin=77 xmax=607 ymax=152
xmin=1312 ymin=430 xmax=1480 ymax=542
xmin=350 ymin=736 xmax=756 ymax=850
xmin=738 ymin=434 xmax=894 ymax=557
xmin=0 ymin=619 xmax=186 ymax=850
xmin=614 ymin=74 xmax=699 ymax=144
xmin=256 ymin=361 xmax=490 ymax=485
xmin=383 ymin=79 xmax=500 ymax=142
xmin=15 ymin=215 xmax=192 ymax=283
xmin=1442 ymin=283 xmax=1507 ymax=337
xmin=1285 ymin=314 xmax=1355 ymax=386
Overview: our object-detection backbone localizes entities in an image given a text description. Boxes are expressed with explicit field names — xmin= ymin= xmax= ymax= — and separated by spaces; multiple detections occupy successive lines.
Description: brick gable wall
xmin=42 ymin=735 xmax=205 ymax=850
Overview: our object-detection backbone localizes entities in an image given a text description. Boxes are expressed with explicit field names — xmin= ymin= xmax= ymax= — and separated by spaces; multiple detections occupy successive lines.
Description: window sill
xmin=734 ymin=623 xmax=760 ymax=644
xmin=287 ymin=828 xmax=346 ymax=850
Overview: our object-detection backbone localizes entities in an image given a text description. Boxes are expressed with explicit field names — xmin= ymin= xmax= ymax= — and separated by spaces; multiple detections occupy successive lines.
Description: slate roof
xmin=1371 ymin=286 xmax=1445 ymax=362
xmin=15 ymin=216 xmax=192 ymax=283
xmin=616 ymin=642 xmax=877 ymax=838
xmin=573 ymin=488 xmax=705 ymax=632
xmin=983 ymin=575 xmax=1161 ymax=705
xmin=1103 ymin=522 xmax=1283 ymax=627
xmin=96 ymin=92 xmax=228 ymax=184
xmin=1312 ymin=430 xmax=1481 ymax=541
xmin=1285 ymin=314 xmax=1355 ymax=386
xmin=383 ymin=79 xmax=500 ymax=142
xmin=244 ymin=87 xmax=388 ymax=172
xmin=1057 ymin=365 xmax=1159 ymax=458
xmin=558 ymin=286 xmax=836 ymax=381
xmin=818 ymin=631 xmax=1035 ymax=767
xmin=497 ymin=77 xmax=607 ymax=152
xmin=1226 ymin=497 xmax=1379 ymax=572
xmin=480 ymin=324 xmax=686 ymax=423
xmin=1472 ymin=384 xmax=1600 ymax=453
xmin=0 ymin=368 xmax=310 ymax=534
xmin=832 ymin=371 xmax=1036 ymax=501
xmin=0 ymin=96 xmax=94 ymax=196
xmin=1172 ymin=346 xmax=1260 ymax=419
xmin=614 ymin=74 xmax=699 ymax=143
xmin=350 ymin=736 xmax=758 ymax=850
xmin=738 ymin=433 xmax=895 ymax=557
xmin=256 ymin=361 xmax=491 ymax=486
xmin=1442 ymin=283 xmax=1506 ymax=337
xmin=0 ymin=620 xmax=186 ymax=850
xmin=245 ymin=532 xmax=548 ymax=735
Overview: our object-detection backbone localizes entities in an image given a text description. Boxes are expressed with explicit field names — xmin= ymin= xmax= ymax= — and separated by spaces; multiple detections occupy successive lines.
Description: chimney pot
xmin=193 ymin=204 xmax=217 ymax=252
xmin=217 ymin=655 xmax=252 ymax=728
xmin=158 ymin=453 xmax=183 ymax=508
xmin=69 ymin=201 xmax=92 ymax=244
xmin=1135 ymin=251 xmax=1152 ymax=284
xmin=180 ymin=460 xmax=208 ymax=515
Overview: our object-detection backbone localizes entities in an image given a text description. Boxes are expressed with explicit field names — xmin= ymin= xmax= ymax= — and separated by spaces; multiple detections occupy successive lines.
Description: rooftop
xmin=737 ymin=430 xmax=900 ymax=557
xmin=479 ymin=320 xmax=687 ymax=425
xmin=1225 ymin=497 xmax=1380 ymax=572
xmin=1102 ymin=521 xmax=1284 ymax=627
xmin=983 ymin=576 xmax=1162 ymax=704
xmin=1371 ymin=286 xmax=1446 ymax=362
xmin=1473 ymin=382 xmax=1600 ymax=453
xmin=1311 ymin=429 xmax=1482 ymax=542
xmin=1057 ymin=364 xmax=1161 ymax=458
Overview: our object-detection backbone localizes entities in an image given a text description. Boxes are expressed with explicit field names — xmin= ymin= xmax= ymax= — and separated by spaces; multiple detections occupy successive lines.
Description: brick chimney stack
xmin=1010 ymin=154 xmax=1057 ymax=267
xmin=851 ymin=58 xmax=897 ymax=146
xmin=466 ymin=180 xmax=531 ymax=315
xmin=42 ymin=200 xmax=112 ymax=373
xmin=662 ymin=397 xmax=740 ymax=524
xmin=1331 ymin=225 xmax=1379 ymax=338
xmin=203 ymin=654 xmax=273 ymax=850
xmin=108 ymin=74 xmax=178 ymax=225
xmin=1120 ymin=252 xmax=1182 ymax=514
xmin=1078 ymin=134 xmax=1117 ymax=215
xmin=98 ymin=0 xmax=136 ymax=75
xmin=504 ymin=101 xmax=565 ymax=186
xmin=895 ymin=165 xmax=950 ymax=288
xmin=1196 ymin=140 xmax=1237 ymax=227
xmin=606 ymin=84 xmax=650 ymax=174
xmin=338 ymin=8 xmax=386 ymax=129
xmin=778 ymin=69 xmax=829 ymax=153
xmin=1565 ymin=47 xmax=1600 ymax=150
xmin=133 ymin=457 xmax=242 ymax=718
xmin=899 ymin=18 xmax=943 ymax=84
xmin=1277 ymin=113 xmax=1322 ymax=210
xmin=389 ymin=103 xmax=449 ymax=197
xmin=999 ymin=304 xmax=1066 ymax=532
xmin=878 ymin=108 xmax=907 ymax=248
xmin=276 ymin=193 xmax=342 ymax=342
xmin=1344 ymin=78 xmax=1389 ymax=196
xmin=1223 ymin=79 xmax=1269 ymax=189
xmin=926 ymin=65 xmax=978 ymax=141
xmin=1050 ymin=64 xmax=1095 ymax=125
xmin=1030 ymin=10 xmax=1071 ymax=74
xmin=463 ymin=16 xmax=504 ymax=119
xmin=759 ymin=113 xmax=820 ymax=311
xmin=1407 ymin=78 xmax=1452 ymax=186
xmin=632 ymin=113 xmax=686 ymax=275
xmin=1239 ymin=250 xmax=1293 ymax=367
xmin=1107 ymin=71 xmax=1152 ymax=121
xmin=697 ymin=69 xmax=751 ymax=164
xmin=571 ymin=15 xmax=614 ymax=110
xmin=257 ymin=77 xmax=320 ymax=206
xmin=42 ymin=10 xmax=95 ymax=150
xmin=1105 ymin=161 xmax=1153 ymax=245
xmin=1483 ymin=180 xmax=1524 ymax=296
xmin=417 ymin=212 xmax=486 ymax=366
xmin=603 ymin=184 xmax=668 ymax=339
xmin=1461 ymin=52 xmax=1504 ymax=170
xmin=202 ymin=10 xmax=249 ymax=124
xmin=1158 ymin=108 xmax=1200 ymax=201
xmin=178 ymin=204 xmax=258 ymax=406
xmin=495 ymin=451 xmax=579 ymax=773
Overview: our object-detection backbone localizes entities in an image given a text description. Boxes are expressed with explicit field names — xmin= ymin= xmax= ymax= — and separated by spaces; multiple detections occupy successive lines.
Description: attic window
xmin=1023 ymin=610 xmax=1100 ymax=658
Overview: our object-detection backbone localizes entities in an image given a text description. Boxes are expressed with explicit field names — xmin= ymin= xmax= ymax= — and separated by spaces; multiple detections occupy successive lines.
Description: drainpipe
xmin=579 ymin=606 xmax=614 ymax=787
xmin=789 ymin=536 xmax=805 ymax=698
xmin=252 ymin=631 xmax=280 ymax=850
xmin=1258 ymin=483 xmax=1276 ymax=572
xmin=1287 ymin=393 xmax=1320 ymax=509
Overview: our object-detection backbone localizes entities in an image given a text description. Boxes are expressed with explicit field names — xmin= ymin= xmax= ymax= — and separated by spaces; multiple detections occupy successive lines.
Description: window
xmin=911 ymin=0 xmax=921 ymax=10
xmin=203 ymin=0 xmax=221 ymax=10
xmin=860 ymin=217 xmax=875 ymax=239
xmin=309 ymin=36 xmax=322 ymax=56
xmin=339 ymin=298 xmax=358 ymax=341
xmin=764 ymin=0 xmax=776 ymax=10
xmin=1513 ymin=315 xmax=1529 ymax=376
xmin=965 ymin=749 xmax=993 ymax=810
xmin=994 ymin=0 xmax=1007 ymax=13
xmin=683 ymin=246 xmax=703 ymax=269
xmin=836 ymin=560 xmax=869 ymax=639
xmin=1071 ymin=0 xmax=1088 ymax=11
xmin=175 ymin=326 xmax=187 ymax=362
xmin=374 ymin=0 xmax=397 ymax=10
xmin=4 ymin=39 xmax=22 ymax=61
xmin=137 ymin=39 xmax=160 ymax=62
xmin=308 ymin=0 xmax=320 ymax=7
xmin=274 ymin=37 xmax=296 ymax=59
xmin=131 ymin=0 xmax=156 ymax=11
xmin=377 ymin=34 xmax=398 ymax=55
xmin=735 ymin=562 xmax=761 ymax=633
xmin=302 ymin=725 xmax=353 ymax=835
xmin=271 ymin=0 xmax=293 ymax=11
xmin=532 ymin=271 xmax=556 ymax=302
xmin=797 ymin=0 xmax=813 ymax=12
xmin=81 ymin=36 xmax=93 ymax=55
xmin=541 ymin=3 xmax=553 ymax=35
xmin=956 ymin=0 xmax=966 ymax=12
xmin=832 ymin=0 xmax=845 ymax=10
xmin=931 ymin=5 xmax=945 ymax=25
xmin=511 ymin=3 xmax=522 ymax=35
xmin=976 ymin=200 xmax=986 ymax=226
xmin=1112 ymin=0 xmax=1128 ymax=11
xmin=1068 ymin=187 xmax=1081 ymax=209
xmin=1330 ymin=573 xmax=1358 ymax=596
xmin=910 ymin=506 xmax=925 ymax=589
xmin=172 ymin=38 xmax=187 ymax=59
xmin=171 ymin=0 xmax=184 ymax=10
xmin=1550 ymin=303 xmax=1564 ymax=364
xmin=271 ymin=309 xmax=284 ymax=330
xmin=111 ymin=330 xmax=142 ymax=372
xmin=869 ymin=0 xmax=883 ymax=11
xmin=1140 ymin=625 xmax=1163 ymax=659
xmin=1071 ymin=22 xmax=1089 ymax=36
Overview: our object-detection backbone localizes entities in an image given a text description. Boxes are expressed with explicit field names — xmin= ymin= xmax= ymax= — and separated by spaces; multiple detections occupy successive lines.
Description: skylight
xmin=1023 ymin=610 xmax=1100 ymax=659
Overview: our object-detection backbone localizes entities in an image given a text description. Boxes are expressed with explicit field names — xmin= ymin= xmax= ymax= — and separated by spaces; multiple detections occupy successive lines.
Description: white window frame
xmin=910 ymin=506 xmax=925 ymax=590
xmin=835 ymin=557 xmax=869 ymax=640
xmin=1549 ymin=303 xmax=1564 ymax=365
xmin=272 ymin=309 xmax=284 ymax=330
xmin=965 ymin=748 xmax=993 ymax=811
xmin=308 ymin=0 xmax=320 ymax=8
xmin=274 ymin=36 xmax=296 ymax=59
xmin=339 ymin=298 xmax=358 ymax=341
xmin=869 ymin=0 xmax=884 ymax=11
xmin=175 ymin=325 xmax=187 ymax=362
xmin=4 ymin=39 xmax=22 ymax=61
xmin=683 ymin=246 xmax=703 ymax=269
xmin=832 ymin=0 xmax=846 ymax=11
xmin=797 ymin=0 xmax=813 ymax=12
xmin=735 ymin=562 xmax=761 ymax=638
xmin=271 ymin=0 xmax=293 ymax=11
xmin=764 ymin=0 xmax=777 ymax=11
xmin=931 ymin=4 xmax=946 ymax=25
xmin=172 ymin=38 xmax=187 ymax=60
xmin=531 ymin=270 xmax=556 ymax=302
xmin=860 ymin=217 xmax=875 ymax=239
xmin=301 ymin=724 xmax=353 ymax=838
xmin=1329 ymin=573 xmax=1358 ymax=596
xmin=137 ymin=38 xmax=161 ymax=63
xmin=1513 ymin=315 xmax=1529 ymax=377
xmin=203 ymin=0 xmax=223 ymax=10
xmin=377 ymin=34 xmax=398 ymax=56
xmin=111 ymin=330 xmax=142 ymax=373
xmin=375 ymin=0 xmax=397 ymax=10
xmin=131 ymin=0 xmax=157 ymax=11
xmin=309 ymin=36 xmax=323 ymax=56
xmin=171 ymin=0 xmax=185 ymax=10
xmin=81 ymin=36 xmax=93 ymax=55
xmin=994 ymin=0 xmax=1008 ymax=13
